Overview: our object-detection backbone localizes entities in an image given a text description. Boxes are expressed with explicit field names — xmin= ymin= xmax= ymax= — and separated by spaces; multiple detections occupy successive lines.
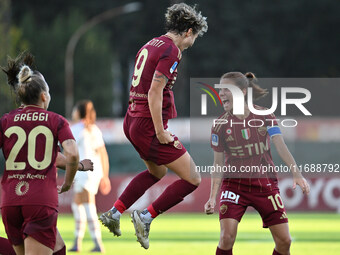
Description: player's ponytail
xmin=1 ymin=52 xmax=35 ymax=90
xmin=1 ymin=52 xmax=47 ymax=106
xmin=220 ymin=72 xmax=268 ymax=101
xmin=18 ymin=65 xmax=33 ymax=84
xmin=245 ymin=72 xmax=268 ymax=100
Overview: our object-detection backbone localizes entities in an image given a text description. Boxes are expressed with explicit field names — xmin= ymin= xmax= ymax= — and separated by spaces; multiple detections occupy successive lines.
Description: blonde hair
xmin=18 ymin=65 xmax=33 ymax=84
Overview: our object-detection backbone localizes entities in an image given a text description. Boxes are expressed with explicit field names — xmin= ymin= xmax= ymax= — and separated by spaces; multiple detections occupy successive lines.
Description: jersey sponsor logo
xmin=15 ymin=181 xmax=29 ymax=196
xmin=220 ymin=204 xmax=228 ymax=214
xmin=220 ymin=190 xmax=240 ymax=204
xmin=226 ymin=135 xmax=234 ymax=142
xmin=230 ymin=141 xmax=269 ymax=157
xmin=258 ymin=126 xmax=267 ymax=136
xmin=211 ymin=134 xmax=219 ymax=146
xmin=241 ymin=128 xmax=251 ymax=140
xmin=170 ymin=61 xmax=178 ymax=74
xmin=229 ymin=146 xmax=245 ymax=156
xmin=173 ymin=140 xmax=183 ymax=150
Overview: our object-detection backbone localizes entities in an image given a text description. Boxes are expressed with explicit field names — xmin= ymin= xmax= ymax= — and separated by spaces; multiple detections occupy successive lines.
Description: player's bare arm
xmin=56 ymin=152 xmax=93 ymax=171
xmin=205 ymin=151 xmax=224 ymax=214
xmin=148 ymin=70 xmax=173 ymax=144
xmin=99 ymin=145 xmax=111 ymax=195
xmin=59 ymin=139 xmax=79 ymax=193
xmin=152 ymin=71 xmax=168 ymax=84
xmin=272 ymin=135 xmax=310 ymax=194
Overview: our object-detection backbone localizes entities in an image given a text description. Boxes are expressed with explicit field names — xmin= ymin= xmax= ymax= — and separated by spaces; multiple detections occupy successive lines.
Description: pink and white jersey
xmin=211 ymin=106 xmax=282 ymax=192
xmin=128 ymin=35 xmax=182 ymax=120
xmin=0 ymin=106 xmax=74 ymax=209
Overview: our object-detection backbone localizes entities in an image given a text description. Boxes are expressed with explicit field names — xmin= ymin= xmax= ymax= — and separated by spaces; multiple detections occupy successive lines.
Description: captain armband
xmin=267 ymin=126 xmax=282 ymax=137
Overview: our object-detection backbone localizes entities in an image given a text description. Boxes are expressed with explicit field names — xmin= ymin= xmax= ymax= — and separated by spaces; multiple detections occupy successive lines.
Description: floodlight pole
xmin=65 ymin=2 xmax=142 ymax=118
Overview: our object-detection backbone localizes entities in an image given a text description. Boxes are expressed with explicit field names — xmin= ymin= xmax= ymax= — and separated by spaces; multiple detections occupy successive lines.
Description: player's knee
xmin=158 ymin=169 xmax=168 ymax=179
xmin=191 ymin=171 xmax=201 ymax=186
xmin=190 ymin=175 xmax=201 ymax=186
xmin=219 ymin=231 xmax=236 ymax=249
xmin=195 ymin=176 xmax=201 ymax=186
xmin=275 ymin=235 xmax=291 ymax=250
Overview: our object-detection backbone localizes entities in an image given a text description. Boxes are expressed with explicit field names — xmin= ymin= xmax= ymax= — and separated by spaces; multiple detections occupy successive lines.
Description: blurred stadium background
xmin=1 ymin=0 xmax=340 ymax=254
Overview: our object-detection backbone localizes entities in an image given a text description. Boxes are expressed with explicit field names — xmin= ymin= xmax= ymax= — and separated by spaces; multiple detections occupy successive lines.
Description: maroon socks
xmin=113 ymin=170 xmax=198 ymax=219
xmin=149 ymin=179 xmax=198 ymax=217
xmin=216 ymin=247 xmax=232 ymax=255
xmin=114 ymin=170 xmax=160 ymax=213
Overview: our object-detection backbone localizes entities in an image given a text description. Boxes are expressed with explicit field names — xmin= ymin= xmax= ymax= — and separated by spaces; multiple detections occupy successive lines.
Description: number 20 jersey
xmin=0 ymin=106 xmax=74 ymax=209
xmin=127 ymin=35 xmax=182 ymax=120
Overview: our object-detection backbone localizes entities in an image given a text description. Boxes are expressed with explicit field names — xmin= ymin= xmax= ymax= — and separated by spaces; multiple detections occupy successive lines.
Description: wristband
xmin=80 ymin=162 xmax=84 ymax=171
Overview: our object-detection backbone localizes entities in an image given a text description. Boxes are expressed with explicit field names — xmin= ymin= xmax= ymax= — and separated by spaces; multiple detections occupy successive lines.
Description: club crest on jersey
xmin=211 ymin=134 xmax=219 ymax=146
xmin=170 ymin=61 xmax=178 ymax=74
xmin=173 ymin=140 xmax=182 ymax=150
xmin=241 ymin=128 xmax=251 ymax=140
xmin=226 ymin=128 xmax=232 ymax=135
xmin=220 ymin=204 xmax=228 ymax=214
xmin=258 ymin=126 xmax=267 ymax=136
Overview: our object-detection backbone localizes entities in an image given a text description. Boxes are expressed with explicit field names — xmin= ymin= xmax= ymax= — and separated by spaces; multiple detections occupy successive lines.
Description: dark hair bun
xmin=245 ymin=72 xmax=256 ymax=80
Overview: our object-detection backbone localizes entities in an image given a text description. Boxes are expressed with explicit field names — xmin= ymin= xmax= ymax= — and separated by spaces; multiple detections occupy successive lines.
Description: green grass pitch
xmin=2 ymin=213 xmax=340 ymax=254
xmin=63 ymin=212 xmax=339 ymax=254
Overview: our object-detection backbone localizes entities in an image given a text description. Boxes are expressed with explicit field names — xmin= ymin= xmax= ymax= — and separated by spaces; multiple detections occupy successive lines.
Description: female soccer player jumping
xmin=204 ymin=72 xmax=310 ymax=255
xmin=0 ymin=56 xmax=79 ymax=255
xmin=100 ymin=3 xmax=208 ymax=249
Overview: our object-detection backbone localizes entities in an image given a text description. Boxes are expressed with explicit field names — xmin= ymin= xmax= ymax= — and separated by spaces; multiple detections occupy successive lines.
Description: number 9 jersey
xmin=128 ymin=35 xmax=182 ymax=120
xmin=0 ymin=106 xmax=75 ymax=210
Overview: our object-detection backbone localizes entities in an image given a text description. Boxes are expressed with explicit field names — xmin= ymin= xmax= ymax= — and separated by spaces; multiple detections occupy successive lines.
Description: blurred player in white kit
xmin=69 ymin=100 xmax=111 ymax=253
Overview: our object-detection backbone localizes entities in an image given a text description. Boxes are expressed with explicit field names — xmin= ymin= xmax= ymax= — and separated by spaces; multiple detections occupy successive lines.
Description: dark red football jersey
xmin=211 ymin=106 xmax=281 ymax=192
xmin=0 ymin=105 xmax=74 ymax=209
xmin=127 ymin=35 xmax=181 ymax=120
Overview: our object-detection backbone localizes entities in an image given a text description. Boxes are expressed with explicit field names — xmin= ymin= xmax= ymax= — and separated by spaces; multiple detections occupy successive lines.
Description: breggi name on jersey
xmin=14 ymin=112 xmax=49 ymax=122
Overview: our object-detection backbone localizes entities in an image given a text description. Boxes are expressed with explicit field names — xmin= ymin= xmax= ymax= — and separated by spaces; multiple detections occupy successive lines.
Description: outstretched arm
xmin=98 ymin=145 xmax=111 ymax=195
xmin=272 ymin=135 xmax=310 ymax=194
xmin=56 ymin=152 xmax=93 ymax=171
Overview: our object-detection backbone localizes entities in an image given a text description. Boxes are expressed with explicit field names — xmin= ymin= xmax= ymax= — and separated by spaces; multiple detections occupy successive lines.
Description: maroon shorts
xmin=123 ymin=113 xmax=187 ymax=165
xmin=1 ymin=205 xmax=58 ymax=250
xmin=219 ymin=183 xmax=288 ymax=228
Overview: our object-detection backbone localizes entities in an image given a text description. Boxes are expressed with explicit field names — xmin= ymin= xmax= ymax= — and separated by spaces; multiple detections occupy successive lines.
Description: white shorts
xmin=73 ymin=171 xmax=101 ymax=195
